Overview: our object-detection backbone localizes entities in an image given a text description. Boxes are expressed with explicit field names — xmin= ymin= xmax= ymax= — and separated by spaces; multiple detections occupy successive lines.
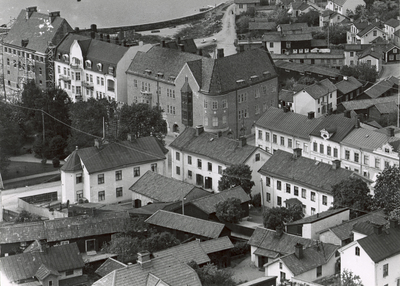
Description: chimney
xmin=238 ymin=136 xmax=247 ymax=147
xmin=21 ymin=39 xmax=29 ymax=47
xmin=294 ymin=243 xmax=303 ymax=259
xmin=373 ymin=224 xmax=383 ymax=235
xmin=198 ymin=49 xmax=203 ymax=56
xmin=26 ymin=7 xmax=37 ymax=19
xmin=179 ymin=44 xmax=185 ymax=52
xmin=195 ymin=125 xmax=204 ymax=136
xmin=332 ymin=160 xmax=341 ymax=170
xmin=293 ymin=148 xmax=302 ymax=159
xmin=217 ymin=48 xmax=224 ymax=58
xmin=355 ymin=117 xmax=360 ymax=128
xmin=344 ymin=110 xmax=351 ymax=118
xmin=387 ymin=127 xmax=395 ymax=137
xmin=75 ymin=27 xmax=80 ymax=32
xmin=308 ymin=111 xmax=315 ymax=119
xmin=91 ymin=24 xmax=97 ymax=32
xmin=49 ymin=11 xmax=60 ymax=23
xmin=137 ymin=251 xmax=152 ymax=269
xmin=161 ymin=40 xmax=166 ymax=47
xmin=275 ymin=225 xmax=284 ymax=237
xmin=94 ymin=138 xmax=101 ymax=149
xmin=390 ymin=218 xmax=398 ymax=229
xmin=90 ymin=31 xmax=96 ymax=39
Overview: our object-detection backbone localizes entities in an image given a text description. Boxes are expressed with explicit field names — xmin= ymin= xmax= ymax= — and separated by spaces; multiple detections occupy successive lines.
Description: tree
xmin=340 ymin=63 xmax=378 ymax=83
xmin=373 ymin=165 xmax=400 ymax=215
xmin=296 ymin=11 xmax=319 ymax=26
xmin=298 ymin=76 xmax=317 ymax=85
xmin=141 ymin=231 xmax=180 ymax=253
xmin=263 ymin=205 xmax=304 ymax=230
xmin=14 ymin=210 xmax=42 ymax=223
xmin=101 ymin=236 xmax=140 ymax=263
xmin=49 ymin=135 xmax=67 ymax=159
xmin=218 ymin=164 xmax=255 ymax=195
xmin=188 ymin=262 xmax=236 ymax=286
xmin=331 ymin=177 xmax=373 ymax=217
xmin=341 ymin=269 xmax=364 ymax=286
xmin=215 ymin=198 xmax=245 ymax=223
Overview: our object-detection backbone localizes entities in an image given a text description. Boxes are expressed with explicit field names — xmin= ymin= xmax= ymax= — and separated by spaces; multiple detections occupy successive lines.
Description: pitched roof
xmin=309 ymin=113 xmax=356 ymax=143
xmin=0 ymin=221 xmax=46 ymax=244
xmin=262 ymin=31 xmax=313 ymax=42
xmin=234 ymin=0 xmax=261 ymax=3
xmin=291 ymin=2 xmax=311 ymax=11
xmin=352 ymin=221 xmax=380 ymax=236
xmin=385 ymin=18 xmax=400 ymax=28
xmin=357 ymin=23 xmax=383 ymax=37
xmin=353 ymin=21 xmax=370 ymax=31
xmin=35 ymin=264 xmax=60 ymax=280
xmin=374 ymin=101 xmax=399 ymax=114
xmin=199 ymin=236 xmax=234 ymax=254
xmin=169 ymin=127 xmax=259 ymax=165
xmin=61 ymin=137 xmax=167 ymax=174
xmin=286 ymin=208 xmax=349 ymax=226
xmin=363 ymin=79 xmax=394 ymax=99
xmin=256 ymin=107 xmax=324 ymax=140
xmin=248 ymin=227 xmax=314 ymax=257
xmin=341 ymin=128 xmax=399 ymax=152
xmin=153 ymin=240 xmax=211 ymax=265
xmin=4 ymin=9 xmax=73 ymax=53
xmin=274 ymin=60 xmax=341 ymax=78
xmin=358 ymin=227 xmax=400 ymax=263
xmin=358 ymin=45 xmax=382 ymax=60
xmin=280 ymin=243 xmax=339 ymax=276
xmin=95 ymin=258 xmax=127 ymax=277
xmin=278 ymin=23 xmax=309 ymax=32
xmin=93 ymin=255 xmax=202 ymax=286
xmin=188 ymin=186 xmax=250 ymax=214
xmin=0 ymin=243 xmax=84 ymax=283
xmin=145 ymin=210 xmax=227 ymax=239
xmin=344 ymin=44 xmax=371 ymax=51
xmin=258 ymin=150 xmax=359 ymax=194
xmin=339 ymin=95 xmax=399 ymax=111
xmin=249 ymin=21 xmax=277 ymax=31
xmin=331 ymin=0 xmax=347 ymax=6
xmin=335 ymin=76 xmax=362 ymax=94
xmin=301 ymin=78 xmax=337 ymax=99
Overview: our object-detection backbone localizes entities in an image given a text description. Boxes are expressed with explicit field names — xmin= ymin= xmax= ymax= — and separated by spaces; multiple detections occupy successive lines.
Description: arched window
xmin=97 ymin=63 xmax=102 ymax=71
xmin=85 ymin=60 xmax=91 ymax=69
xmin=355 ymin=246 xmax=360 ymax=256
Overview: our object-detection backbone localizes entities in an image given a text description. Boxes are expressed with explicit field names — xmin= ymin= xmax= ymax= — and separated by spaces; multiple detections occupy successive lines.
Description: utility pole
xmin=42 ymin=110 xmax=45 ymax=143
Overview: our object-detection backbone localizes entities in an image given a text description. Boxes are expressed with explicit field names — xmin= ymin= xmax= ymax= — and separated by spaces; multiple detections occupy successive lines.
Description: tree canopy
xmin=373 ymin=165 xmax=400 ymax=215
xmin=341 ymin=269 xmax=364 ymax=286
xmin=340 ymin=63 xmax=378 ymax=83
xmin=263 ymin=205 xmax=304 ymax=230
xmin=218 ymin=164 xmax=255 ymax=195
xmin=215 ymin=198 xmax=245 ymax=224
xmin=188 ymin=262 xmax=236 ymax=286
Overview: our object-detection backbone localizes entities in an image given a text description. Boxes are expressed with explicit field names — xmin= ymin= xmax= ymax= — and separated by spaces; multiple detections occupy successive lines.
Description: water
xmin=0 ymin=0 xmax=221 ymax=29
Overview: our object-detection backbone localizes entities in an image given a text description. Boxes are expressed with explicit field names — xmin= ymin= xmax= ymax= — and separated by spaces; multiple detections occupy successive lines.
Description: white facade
xmin=359 ymin=27 xmax=386 ymax=45
xmin=309 ymin=133 xmax=341 ymax=164
xmin=358 ymin=54 xmax=381 ymax=72
xmin=326 ymin=0 xmax=364 ymax=15
xmin=264 ymin=41 xmax=281 ymax=55
xmin=293 ymin=89 xmax=337 ymax=118
xmin=385 ymin=23 xmax=400 ymax=40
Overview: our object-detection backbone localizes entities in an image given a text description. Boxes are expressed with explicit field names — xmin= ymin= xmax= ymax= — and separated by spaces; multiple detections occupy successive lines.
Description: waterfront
xmin=0 ymin=0 xmax=222 ymax=29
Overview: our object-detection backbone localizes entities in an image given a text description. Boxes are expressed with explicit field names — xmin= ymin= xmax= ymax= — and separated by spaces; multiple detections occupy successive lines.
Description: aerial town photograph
xmin=0 ymin=0 xmax=399 ymax=285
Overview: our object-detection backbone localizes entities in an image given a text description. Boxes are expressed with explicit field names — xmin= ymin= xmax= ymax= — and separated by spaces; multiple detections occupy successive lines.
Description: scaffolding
xmin=46 ymin=41 xmax=56 ymax=89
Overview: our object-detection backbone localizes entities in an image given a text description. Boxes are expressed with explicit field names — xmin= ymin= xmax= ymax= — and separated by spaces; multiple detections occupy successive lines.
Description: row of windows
xmin=97 ymin=187 xmax=123 ymax=201
xmin=176 ymin=152 xmax=224 ymax=174
xmin=93 ymin=164 xmax=157 ymax=184
xmin=313 ymin=142 xmax=339 ymax=158
xmin=204 ymin=99 xmax=228 ymax=110
xmin=4 ymin=47 xmax=43 ymax=62
xmin=204 ymin=116 xmax=226 ymax=127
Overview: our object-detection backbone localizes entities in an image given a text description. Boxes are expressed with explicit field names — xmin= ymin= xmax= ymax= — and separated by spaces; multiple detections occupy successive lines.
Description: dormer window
xmin=168 ymin=75 xmax=176 ymax=81
xmin=157 ymin=72 xmax=164 ymax=78
xmin=97 ymin=63 xmax=102 ymax=71
xmin=145 ymin=69 xmax=152 ymax=75
xmin=250 ymin=75 xmax=259 ymax=81
xmin=73 ymin=57 xmax=81 ymax=65
xmin=108 ymin=66 xmax=114 ymax=75
xmin=263 ymin=71 xmax=271 ymax=77
xmin=384 ymin=148 xmax=390 ymax=153
xmin=85 ymin=60 xmax=92 ymax=69
xmin=320 ymin=128 xmax=335 ymax=140
xmin=63 ymin=54 xmax=69 ymax=63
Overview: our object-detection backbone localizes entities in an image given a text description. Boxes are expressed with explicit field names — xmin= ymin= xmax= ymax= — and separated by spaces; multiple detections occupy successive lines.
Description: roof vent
xmin=236 ymin=79 xmax=245 ymax=85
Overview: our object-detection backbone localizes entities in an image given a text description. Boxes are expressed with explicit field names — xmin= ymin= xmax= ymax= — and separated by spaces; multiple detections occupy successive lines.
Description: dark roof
xmin=274 ymin=60 xmax=341 ymax=77
xmin=145 ymin=210 xmax=227 ymax=239
xmin=262 ymin=31 xmax=313 ymax=42
xmin=358 ymin=227 xmax=400 ymax=263
xmin=374 ymin=102 xmax=399 ymax=114
xmin=35 ymin=264 xmax=60 ymax=280
xmin=61 ymin=137 xmax=167 ymax=174
xmin=200 ymin=236 xmax=234 ymax=254
xmin=249 ymin=21 xmax=277 ymax=31
xmin=344 ymin=44 xmax=371 ymax=51
xmin=95 ymin=258 xmax=127 ymax=277
xmin=311 ymin=39 xmax=328 ymax=48
xmin=129 ymin=171 xmax=209 ymax=203
xmin=165 ymin=38 xmax=198 ymax=54
xmin=339 ymin=95 xmax=398 ymax=111
xmin=385 ymin=18 xmax=400 ymax=28
xmin=352 ymin=221 xmax=380 ymax=236
xmin=353 ymin=21 xmax=369 ymax=31
xmin=258 ymin=150 xmax=359 ymax=194
xmin=301 ymin=79 xmax=337 ymax=99
xmin=0 ymin=243 xmax=84 ymax=283
xmin=291 ymin=1 xmax=311 ymax=11
xmin=357 ymin=45 xmax=382 ymax=60
xmin=234 ymin=0 xmax=261 ymax=3
xmin=340 ymin=128 xmax=399 ymax=152
xmin=357 ymin=23 xmax=383 ymax=37
xmin=363 ymin=79 xmax=394 ymax=99
xmin=255 ymin=107 xmax=324 ymax=140
xmin=335 ymin=76 xmax=362 ymax=94
xmin=169 ymin=127 xmax=259 ymax=165
xmin=286 ymin=208 xmax=349 ymax=226
xmin=153 ymin=240 xmax=211 ymax=265
xmin=279 ymin=89 xmax=295 ymax=103
xmin=280 ymin=243 xmax=339 ymax=276
xmin=309 ymin=113 xmax=356 ymax=143
xmin=248 ymin=227 xmax=313 ymax=257
xmin=93 ymin=255 xmax=201 ymax=286
xmin=278 ymin=23 xmax=309 ymax=32
xmin=188 ymin=186 xmax=250 ymax=215
xmin=0 ymin=221 xmax=46 ymax=244
xmin=4 ymin=9 xmax=73 ymax=53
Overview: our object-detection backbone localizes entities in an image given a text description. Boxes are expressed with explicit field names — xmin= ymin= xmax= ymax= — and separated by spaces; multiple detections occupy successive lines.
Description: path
xmin=379 ymin=63 xmax=400 ymax=80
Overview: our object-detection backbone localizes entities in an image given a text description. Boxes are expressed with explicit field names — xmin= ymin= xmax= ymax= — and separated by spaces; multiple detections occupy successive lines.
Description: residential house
xmin=359 ymin=78 xmax=395 ymax=99
xmin=0 ymin=243 xmax=85 ymax=286
xmin=276 ymin=23 xmax=310 ymax=34
xmin=234 ymin=0 xmax=261 ymax=15
xmin=145 ymin=210 xmax=231 ymax=241
xmin=377 ymin=42 xmax=400 ymax=62
xmin=292 ymin=78 xmax=338 ymax=117
xmin=343 ymin=43 xmax=370 ymax=66
xmin=248 ymin=20 xmax=277 ymax=34
xmin=2 ymin=7 xmax=73 ymax=98
xmin=394 ymin=29 xmax=400 ymax=46
xmin=357 ymin=45 xmax=383 ymax=72
xmin=129 ymin=171 xmax=210 ymax=208
xmin=258 ymin=149 xmax=365 ymax=216
xmin=347 ymin=21 xmax=370 ymax=44
xmin=319 ymin=10 xmax=349 ymax=27
xmin=169 ymin=125 xmax=270 ymax=194
xmin=262 ymin=32 xmax=314 ymax=55
xmin=127 ymin=47 xmax=279 ymax=137
xmin=60 ymin=136 xmax=168 ymax=205
xmin=54 ymin=32 xmax=152 ymax=103
xmin=288 ymin=2 xmax=316 ymax=17
xmin=318 ymin=209 xmax=387 ymax=246
xmin=95 ymin=257 xmax=126 ymax=277
xmin=254 ymin=107 xmax=323 ymax=157
xmin=357 ymin=23 xmax=386 ymax=45
xmin=92 ymin=251 xmax=202 ymax=286
xmin=285 ymin=208 xmax=350 ymax=239
xmin=339 ymin=221 xmax=400 ymax=286
xmin=326 ymin=0 xmax=365 ymax=16
xmin=162 ymin=37 xmax=198 ymax=54
xmin=248 ymin=226 xmax=314 ymax=268
xmin=335 ymin=76 xmax=363 ymax=104
xmin=265 ymin=242 xmax=339 ymax=284
xmin=384 ymin=18 xmax=400 ymax=41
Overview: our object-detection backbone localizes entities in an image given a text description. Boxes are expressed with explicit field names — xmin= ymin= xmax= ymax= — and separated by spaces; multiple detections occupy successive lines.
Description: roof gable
xmin=153 ymin=240 xmax=210 ymax=265
xmin=300 ymin=79 xmax=337 ymax=100
xmin=358 ymin=227 xmax=400 ymax=262
xmin=309 ymin=114 xmax=356 ymax=143
xmin=364 ymin=79 xmax=394 ymax=99
xmin=335 ymin=76 xmax=362 ymax=94
xmin=286 ymin=208 xmax=349 ymax=226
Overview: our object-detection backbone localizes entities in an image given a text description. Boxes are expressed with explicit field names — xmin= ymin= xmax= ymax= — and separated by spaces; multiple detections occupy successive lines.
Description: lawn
xmin=4 ymin=174 xmax=61 ymax=189
xmin=2 ymin=161 xmax=60 ymax=181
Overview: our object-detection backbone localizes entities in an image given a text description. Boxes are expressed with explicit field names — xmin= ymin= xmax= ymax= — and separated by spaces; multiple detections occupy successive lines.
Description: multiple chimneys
xmin=293 ymin=148 xmax=302 ymax=159
xmin=238 ymin=136 xmax=247 ymax=147
xmin=307 ymin=111 xmax=315 ymax=119
xmin=137 ymin=251 xmax=152 ymax=269
xmin=195 ymin=125 xmax=204 ymax=136
xmin=332 ymin=159 xmax=341 ymax=170
xmin=49 ymin=11 xmax=60 ymax=23
xmin=26 ymin=7 xmax=37 ymax=20
xmin=217 ymin=49 xmax=224 ymax=59
xmin=294 ymin=243 xmax=303 ymax=259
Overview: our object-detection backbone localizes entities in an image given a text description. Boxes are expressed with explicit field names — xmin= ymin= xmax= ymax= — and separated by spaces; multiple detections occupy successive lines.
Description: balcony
xmin=59 ymin=75 xmax=71 ymax=82
xmin=70 ymin=63 xmax=80 ymax=70
xmin=82 ymin=81 xmax=94 ymax=89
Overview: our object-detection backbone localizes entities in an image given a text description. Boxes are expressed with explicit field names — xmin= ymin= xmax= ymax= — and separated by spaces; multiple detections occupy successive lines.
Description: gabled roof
xmin=145 ymin=210 xmax=227 ymax=239
xmin=165 ymin=38 xmax=198 ymax=54
xmin=258 ymin=150 xmax=360 ymax=194
xmin=95 ymin=258 xmax=127 ymax=277
xmin=374 ymin=102 xmax=399 ymax=114
xmin=331 ymin=0 xmax=347 ymax=6
xmin=0 ymin=243 xmax=84 ymax=283
xmin=300 ymin=78 xmax=337 ymax=99
xmin=280 ymin=243 xmax=339 ymax=276
xmin=339 ymin=95 xmax=398 ymax=111
xmin=93 ymin=255 xmax=202 ymax=286
xmin=129 ymin=171 xmax=209 ymax=203
xmin=363 ymin=79 xmax=394 ymax=99
xmin=61 ymin=137 xmax=167 ymax=174
xmin=4 ymin=9 xmax=73 ymax=53
xmin=255 ymin=107 xmax=324 ymax=140
xmin=357 ymin=22 xmax=384 ymax=37
xmin=275 ymin=60 xmax=341 ymax=78
xmin=357 ymin=45 xmax=382 ymax=60
xmin=169 ymin=127 xmax=259 ymax=165
xmin=353 ymin=21 xmax=370 ymax=31
xmin=35 ymin=264 xmax=60 ymax=280
xmin=385 ymin=18 xmax=400 ymax=28
xmin=249 ymin=21 xmax=277 ymax=31
xmin=309 ymin=113 xmax=356 ymax=143
xmin=0 ymin=221 xmax=46 ymax=244
xmin=291 ymin=2 xmax=311 ymax=11
xmin=248 ymin=227 xmax=313 ymax=257
xmin=278 ymin=23 xmax=309 ymax=32
xmin=153 ymin=240 xmax=211 ymax=265
xmin=352 ymin=221 xmax=380 ymax=236
xmin=199 ymin=236 xmax=234 ymax=254
xmin=344 ymin=44 xmax=371 ymax=51
xmin=262 ymin=32 xmax=313 ymax=42
xmin=286 ymin=208 xmax=349 ymax=226
xmin=358 ymin=227 xmax=400 ymax=263
xmin=335 ymin=76 xmax=362 ymax=94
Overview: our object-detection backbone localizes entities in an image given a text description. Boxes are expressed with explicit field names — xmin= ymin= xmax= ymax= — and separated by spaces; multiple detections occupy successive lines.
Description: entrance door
xmin=205 ymin=177 xmax=212 ymax=189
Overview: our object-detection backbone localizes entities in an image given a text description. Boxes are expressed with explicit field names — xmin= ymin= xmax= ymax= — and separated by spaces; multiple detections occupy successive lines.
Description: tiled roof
xmin=358 ymin=227 xmax=400 ymax=263
xmin=200 ymin=236 xmax=234 ymax=254
xmin=279 ymin=89 xmax=296 ymax=103
xmin=309 ymin=113 xmax=356 ymax=143
xmin=385 ymin=18 xmax=400 ymax=28
xmin=272 ymin=51 xmax=344 ymax=60
xmin=262 ymin=32 xmax=313 ymax=42
xmin=189 ymin=186 xmax=250 ymax=215
xmin=129 ymin=171 xmax=209 ymax=203
xmin=387 ymin=76 xmax=400 ymax=86
xmin=341 ymin=128 xmax=398 ymax=152
xmin=363 ymin=79 xmax=394 ymax=99
xmin=249 ymin=21 xmax=277 ymax=31
xmin=335 ymin=76 xmax=362 ymax=94
xmin=165 ymin=38 xmax=198 ymax=54
xmin=169 ymin=127 xmax=259 ymax=165
xmin=258 ymin=150 xmax=358 ymax=194
xmin=153 ymin=240 xmax=210 ymax=265
xmin=357 ymin=45 xmax=382 ymax=60
xmin=95 ymin=258 xmax=127 ymax=277
xmin=291 ymin=2 xmax=311 ymax=11
xmin=61 ymin=137 xmax=167 ymax=174
xmin=301 ymin=78 xmax=337 ymax=99
xmin=374 ymin=102 xmax=399 ymax=114
xmin=357 ymin=23 xmax=383 ymax=37
xmin=234 ymin=0 xmax=261 ymax=3
xmin=0 ymin=243 xmax=84 ymax=283
xmin=255 ymin=107 xmax=324 ymax=140
xmin=353 ymin=21 xmax=369 ymax=31
xmin=4 ymin=9 xmax=73 ymax=53
xmin=280 ymin=243 xmax=339 ymax=276
xmin=339 ymin=95 xmax=398 ymax=110
xmin=344 ymin=44 xmax=371 ymax=51
xmin=145 ymin=210 xmax=226 ymax=239
xmin=35 ymin=264 xmax=60 ymax=280
xmin=248 ymin=227 xmax=313 ymax=257
xmin=0 ymin=221 xmax=46 ymax=244
xmin=274 ymin=60 xmax=341 ymax=77
xmin=93 ymin=255 xmax=202 ymax=286
xmin=278 ymin=23 xmax=309 ymax=32
xmin=286 ymin=208 xmax=349 ymax=226
xmin=352 ymin=221 xmax=379 ymax=236
xmin=331 ymin=0 xmax=347 ymax=6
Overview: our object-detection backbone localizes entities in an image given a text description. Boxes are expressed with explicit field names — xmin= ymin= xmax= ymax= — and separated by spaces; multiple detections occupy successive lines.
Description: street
xmin=379 ymin=63 xmax=400 ymax=80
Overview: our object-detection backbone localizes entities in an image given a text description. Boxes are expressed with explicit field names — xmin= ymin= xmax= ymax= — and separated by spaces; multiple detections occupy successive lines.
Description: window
xmin=273 ymin=134 xmax=277 ymax=143
xmin=151 ymin=163 xmax=157 ymax=172
xmin=383 ymin=263 xmax=388 ymax=277
xmin=204 ymin=100 xmax=208 ymax=108
xmin=327 ymin=146 xmax=331 ymax=156
xmin=313 ymin=142 xmax=317 ymax=152
xmin=355 ymin=246 xmax=360 ymax=256
xmin=354 ymin=153 xmax=359 ymax=163
xmin=311 ymin=207 xmax=316 ymax=215
xmin=222 ymin=99 xmax=227 ymax=109
xmin=49 ymin=281 xmax=53 ymax=286
xmin=176 ymin=166 xmax=181 ymax=175
xmin=188 ymin=170 xmax=193 ymax=179
xmin=76 ymin=72 xmax=81 ymax=81
xmin=266 ymin=192 xmax=271 ymax=202
xmin=97 ymin=76 xmax=100 ymax=84
xmin=212 ymin=117 xmax=218 ymax=126
xmin=277 ymin=196 xmax=282 ymax=206
xmin=280 ymin=271 xmax=286 ymax=282
xmin=320 ymin=144 xmax=324 ymax=154
xmin=98 ymin=191 xmax=105 ymax=201
xmin=279 ymin=262 xmax=282 ymax=269
xmin=65 ymin=269 xmax=74 ymax=276
xmin=97 ymin=63 xmax=102 ymax=71
xmin=280 ymin=136 xmax=285 ymax=146
xmin=101 ymin=78 xmax=104 ymax=86
xmin=208 ymin=162 xmax=212 ymax=171
xmin=323 ymin=195 xmax=327 ymax=205
xmin=212 ymin=101 xmax=218 ymax=110
xmin=198 ymin=159 xmax=202 ymax=169
xmin=277 ymin=180 xmax=282 ymax=190
xmin=98 ymin=174 xmax=104 ymax=184
xmin=218 ymin=165 xmax=223 ymax=174
xmin=115 ymin=170 xmax=122 ymax=181
xmin=334 ymin=148 xmax=338 ymax=158
xmin=375 ymin=158 xmax=380 ymax=168
xmin=304 ymin=143 xmax=308 ymax=152
xmin=265 ymin=177 xmax=271 ymax=187
xmin=266 ymin=132 xmax=270 ymax=142
xmin=302 ymin=188 xmax=306 ymax=198
xmin=270 ymin=42 xmax=274 ymax=48
xmin=76 ymin=190 xmax=83 ymax=201
xmin=255 ymin=153 xmax=260 ymax=161
xmin=311 ymin=191 xmax=316 ymax=201
xmin=345 ymin=150 xmax=350 ymax=160
xmin=222 ymin=116 xmax=227 ymax=124
xmin=316 ymin=266 xmax=322 ymax=277
xmin=134 ymin=167 xmax=140 ymax=177
xmin=258 ymin=130 xmax=263 ymax=140
xmin=294 ymin=186 xmax=299 ymax=196
xmin=116 ymin=187 xmax=123 ymax=198
xmin=176 ymin=152 xmax=180 ymax=161
xmin=385 ymin=161 xmax=390 ymax=169
xmin=286 ymin=183 xmax=291 ymax=193
xmin=288 ymin=139 xmax=292 ymax=148
xmin=373 ymin=30 xmax=377 ymax=36
xmin=76 ymin=173 xmax=83 ymax=184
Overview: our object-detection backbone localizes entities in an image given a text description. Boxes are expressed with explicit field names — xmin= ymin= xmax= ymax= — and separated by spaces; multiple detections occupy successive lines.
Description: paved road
xmin=379 ymin=63 xmax=400 ymax=80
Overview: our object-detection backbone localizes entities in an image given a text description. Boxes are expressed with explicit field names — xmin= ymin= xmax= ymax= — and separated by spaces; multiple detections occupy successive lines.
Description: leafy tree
xmin=263 ymin=205 xmax=304 ymax=230
xmin=49 ymin=135 xmax=67 ymax=159
xmin=340 ymin=63 xmax=378 ymax=83
xmin=215 ymin=198 xmax=245 ymax=223
xmin=296 ymin=11 xmax=319 ymax=26
xmin=101 ymin=236 xmax=140 ymax=263
xmin=141 ymin=231 xmax=180 ymax=253
xmin=389 ymin=191 xmax=400 ymax=221
xmin=188 ymin=261 xmax=236 ymax=286
xmin=313 ymin=24 xmax=348 ymax=45
xmin=251 ymin=193 xmax=261 ymax=207
xmin=236 ymin=15 xmax=251 ymax=34
xmin=373 ymin=165 xmax=400 ymax=215
xmin=14 ymin=210 xmax=42 ymax=223
xmin=341 ymin=269 xmax=364 ymax=286
xmin=353 ymin=5 xmax=369 ymax=21
xmin=275 ymin=9 xmax=291 ymax=24
xmin=298 ymin=76 xmax=317 ymax=85
xmin=218 ymin=164 xmax=255 ymax=195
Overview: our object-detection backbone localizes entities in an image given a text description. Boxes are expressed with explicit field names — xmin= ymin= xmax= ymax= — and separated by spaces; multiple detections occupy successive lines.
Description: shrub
xmin=231 ymin=241 xmax=250 ymax=256
xmin=251 ymin=193 xmax=261 ymax=207
xmin=52 ymin=157 xmax=60 ymax=168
